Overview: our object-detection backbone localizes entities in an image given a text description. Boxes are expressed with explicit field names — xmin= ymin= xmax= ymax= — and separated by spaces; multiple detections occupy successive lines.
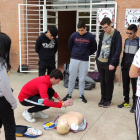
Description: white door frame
xmin=18 ymin=1 xmax=117 ymax=72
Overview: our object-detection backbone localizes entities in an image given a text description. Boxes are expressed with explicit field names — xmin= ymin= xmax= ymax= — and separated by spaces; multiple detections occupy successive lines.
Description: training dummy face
xmin=57 ymin=119 xmax=70 ymax=134
xmin=56 ymin=111 xmax=85 ymax=134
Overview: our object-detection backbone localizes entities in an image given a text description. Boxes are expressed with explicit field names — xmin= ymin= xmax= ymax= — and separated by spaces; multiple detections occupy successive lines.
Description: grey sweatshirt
xmin=0 ymin=60 xmax=17 ymax=109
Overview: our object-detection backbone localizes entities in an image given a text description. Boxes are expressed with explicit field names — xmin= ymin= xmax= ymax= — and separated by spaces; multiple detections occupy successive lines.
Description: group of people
xmin=0 ymin=17 xmax=140 ymax=140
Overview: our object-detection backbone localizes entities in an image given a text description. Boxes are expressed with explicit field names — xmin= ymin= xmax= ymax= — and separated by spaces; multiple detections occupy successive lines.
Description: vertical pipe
xmin=26 ymin=0 xmax=28 ymax=66
xmin=18 ymin=4 xmax=22 ymax=72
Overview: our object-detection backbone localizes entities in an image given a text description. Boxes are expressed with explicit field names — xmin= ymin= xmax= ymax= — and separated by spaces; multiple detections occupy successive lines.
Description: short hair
xmin=100 ymin=17 xmax=111 ymax=26
xmin=77 ymin=21 xmax=86 ymax=28
xmin=0 ymin=32 xmax=11 ymax=70
xmin=127 ymin=24 xmax=138 ymax=33
xmin=49 ymin=26 xmax=58 ymax=37
xmin=138 ymin=18 xmax=140 ymax=22
xmin=50 ymin=69 xmax=63 ymax=80
xmin=57 ymin=124 xmax=70 ymax=135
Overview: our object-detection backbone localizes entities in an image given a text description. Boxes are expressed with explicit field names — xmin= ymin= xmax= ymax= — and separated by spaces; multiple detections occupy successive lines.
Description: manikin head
xmin=57 ymin=119 xmax=70 ymax=135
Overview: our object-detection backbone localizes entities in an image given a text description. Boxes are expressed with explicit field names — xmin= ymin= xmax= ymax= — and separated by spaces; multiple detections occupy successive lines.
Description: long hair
xmin=0 ymin=32 xmax=11 ymax=70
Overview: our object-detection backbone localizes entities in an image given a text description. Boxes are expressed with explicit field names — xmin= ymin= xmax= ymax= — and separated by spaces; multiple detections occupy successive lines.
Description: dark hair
xmin=77 ymin=21 xmax=86 ymax=28
xmin=138 ymin=18 xmax=140 ymax=22
xmin=100 ymin=17 xmax=111 ymax=26
xmin=127 ymin=24 xmax=138 ymax=33
xmin=50 ymin=69 xmax=63 ymax=80
xmin=49 ymin=26 xmax=58 ymax=37
xmin=0 ymin=32 xmax=11 ymax=70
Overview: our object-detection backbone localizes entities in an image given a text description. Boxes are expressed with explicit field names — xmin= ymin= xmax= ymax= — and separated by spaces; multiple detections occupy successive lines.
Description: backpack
xmin=87 ymin=71 xmax=100 ymax=82
xmin=63 ymin=63 xmax=96 ymax=90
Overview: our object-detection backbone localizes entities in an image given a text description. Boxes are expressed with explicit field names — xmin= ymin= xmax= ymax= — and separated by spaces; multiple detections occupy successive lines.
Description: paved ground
xmin=0 ymin=72 xmax=137 ymax=140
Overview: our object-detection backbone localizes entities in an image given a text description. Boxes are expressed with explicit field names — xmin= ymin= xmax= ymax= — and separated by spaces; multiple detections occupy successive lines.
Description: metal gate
xmin=18 ymin=1 xmax=117 ymax=72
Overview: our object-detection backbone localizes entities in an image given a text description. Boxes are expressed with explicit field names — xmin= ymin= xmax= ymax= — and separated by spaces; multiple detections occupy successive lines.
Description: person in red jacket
xmin=18 ymin=69 xmax=73 ymax=123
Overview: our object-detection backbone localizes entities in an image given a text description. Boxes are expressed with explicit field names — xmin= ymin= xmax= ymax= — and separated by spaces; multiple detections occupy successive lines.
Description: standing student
xmin=0 ymin=32 xmax=17 ymax=140
xmin=96 ymin=17 xmax=122 ymax=108
xmin=129 ymin=48 xmax=140 ymax=140
xmin=118 ymin=24 xmax=139 ymax=113
xmin=63 ymin=21 xmax=97 ymax=103
xmin=35 ymin=26 xmax=58 ymax=76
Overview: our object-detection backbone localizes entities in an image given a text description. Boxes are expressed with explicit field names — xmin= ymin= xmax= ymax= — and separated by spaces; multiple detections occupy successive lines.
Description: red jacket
xmin=18 ymin=75 xmax=62 ymax=108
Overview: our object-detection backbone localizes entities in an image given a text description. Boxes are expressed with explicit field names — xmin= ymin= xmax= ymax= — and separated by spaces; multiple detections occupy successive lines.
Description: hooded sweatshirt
xmin=121 ymin=36 xmax=139 ymax=68
xmin=35 ymin=32 xmax=58 ymax=61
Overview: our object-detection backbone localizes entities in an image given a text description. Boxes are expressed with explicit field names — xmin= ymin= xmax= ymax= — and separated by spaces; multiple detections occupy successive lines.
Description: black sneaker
xmin=98 ymin=99 xmax=106 ymax=107
xmin=79 ymin=95 xmax=87 ymax=103
xmin=63 ymin=94 xmax=72 ymax=101
xmin=117 ymin=102 xmax=130 ymax=108
xmin=103 ymin=101 xmax=111 ymax=108
xmin=130 ymin=105 xmax=135 ymax=113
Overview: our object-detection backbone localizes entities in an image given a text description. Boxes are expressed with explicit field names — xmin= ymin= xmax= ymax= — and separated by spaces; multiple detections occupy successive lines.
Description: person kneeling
xmin=18 ymin=69 xmax=73 ymax=123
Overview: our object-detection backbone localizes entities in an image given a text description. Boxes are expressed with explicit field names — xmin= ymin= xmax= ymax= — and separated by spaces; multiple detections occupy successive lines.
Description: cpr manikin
xmin=56 ymin=111 xmax=87 ymax=134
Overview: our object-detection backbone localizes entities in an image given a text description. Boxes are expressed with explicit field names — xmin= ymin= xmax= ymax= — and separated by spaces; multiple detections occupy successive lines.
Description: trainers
xmin=98 ymin=99 xmax=106 ymax=107
xmin=22 ymin=110 xmax=36 ymax=123
xmin=79 ymin=95 xmax=87 ymax=103
xmin=130 ymin=104 xmax=135 ymax=113
xmin=117 ymin=102 xmax=130 ymax=108
xmin=63 ymin=94 xmax=72 ymax=101
xmin=103 ymin=101 xmax=111 ymax=108
xmin=33 ymin=111 xmax=49 ymax=119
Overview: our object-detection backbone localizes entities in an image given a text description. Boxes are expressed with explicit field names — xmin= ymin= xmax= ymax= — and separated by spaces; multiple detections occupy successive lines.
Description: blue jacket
xmin=68 ymin=32 xmax=97 ymax=61
xmin=96 ymin=29 xmax=122 ymax=67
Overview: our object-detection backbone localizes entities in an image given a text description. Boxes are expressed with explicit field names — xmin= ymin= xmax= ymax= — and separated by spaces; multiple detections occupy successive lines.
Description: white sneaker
xmin=22 ymin=110 xmax=36 ymax=123
xmin=33 ymin=111 xmax=49 ymax=119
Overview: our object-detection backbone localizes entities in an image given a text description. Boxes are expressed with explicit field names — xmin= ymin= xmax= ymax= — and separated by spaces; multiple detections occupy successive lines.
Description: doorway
xmin=58 ymin=11 xmax=76 ymax=71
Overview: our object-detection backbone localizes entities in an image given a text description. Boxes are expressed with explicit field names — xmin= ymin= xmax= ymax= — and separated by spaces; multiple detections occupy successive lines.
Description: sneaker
xmin=103 ymin=101 xmax=111 ymax=108
xmin=79 ymin=95 xmax=87 ymax=103
xmin=117 ymin=102 xmax=130 ymax=108
xmin=22 ymin=110 xmax=36 ymax=123
xmin=98 ymin=99 xmax=106 ymax=107
xmin=33 ymin=111 xmax=49 ymax=119
xmin=63 ymin=94 xmax=72 ymax=101
xmin=130 ymin=104 xmax=135 ymax=113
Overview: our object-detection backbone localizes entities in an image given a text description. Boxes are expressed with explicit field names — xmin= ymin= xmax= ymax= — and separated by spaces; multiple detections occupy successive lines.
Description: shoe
xmin=63 ymin=94 xmax=72 ymax=101
xmin=79 ymin=95 xmax=87 ymax=103
xmin=103 ymin=101 xmax=111 ymax=108
xmin=98 ymin=99 xmax=106 ymax=107
xmin=22 ymin=110 xmax=36 ymax=123
xmin=117 ymin=102 xmax=130 ymax=108
xmin=130 ymin=104 xmax=136 ymax=113
xmin=33 ymin=111 xmax=49 ymax=119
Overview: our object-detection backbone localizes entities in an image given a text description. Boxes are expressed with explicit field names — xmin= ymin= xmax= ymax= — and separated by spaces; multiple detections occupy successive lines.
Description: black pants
xmin=97 ymin=60 xmax=116 ymax=102
xmin=20 ymin=88 xmax=55 ymax=113
xmin=0 ymin=97 xmax=16 ymax=140
xmin=122 ymin=67 xmax=137 ymax=103
xmin=39 ymin=59 xmax=56 ymax=76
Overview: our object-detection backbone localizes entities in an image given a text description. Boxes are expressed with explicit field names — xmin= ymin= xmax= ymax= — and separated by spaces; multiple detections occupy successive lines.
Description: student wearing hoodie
xmin=118 ymin=24 xmax=139 ymax=113
xmin=96 ymin=17 xmax=122 ymax=108
xmin=35 ymin=26 xmax=58 ymax=76
xmin=63 ymin=21 xmax=97 ymax=103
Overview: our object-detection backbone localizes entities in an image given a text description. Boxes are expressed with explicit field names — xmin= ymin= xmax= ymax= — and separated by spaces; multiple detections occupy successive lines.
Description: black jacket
xmin=121 ymin=37 xmax=139 ymax=68
xmin=96 ymin=29 xmax=122 ymax=67
xmin=35 ymin=33 xmax=58 ymax=61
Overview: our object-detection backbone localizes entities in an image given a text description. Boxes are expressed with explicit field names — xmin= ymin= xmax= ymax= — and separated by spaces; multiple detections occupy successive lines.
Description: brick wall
xmin=115 ymin=0 xmax=140 ymax=81
xmin=0 ymin=0 xmax=24 ymax=71
xmin=1 ymin=0 xmax=140 ymax=81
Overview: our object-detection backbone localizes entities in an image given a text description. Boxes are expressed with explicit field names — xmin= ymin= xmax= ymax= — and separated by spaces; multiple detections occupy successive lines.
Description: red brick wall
xmin=0 ymin=0 xmax=24 ymax=71
xmin=115 ymin=0 xmax=140 ymax=81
